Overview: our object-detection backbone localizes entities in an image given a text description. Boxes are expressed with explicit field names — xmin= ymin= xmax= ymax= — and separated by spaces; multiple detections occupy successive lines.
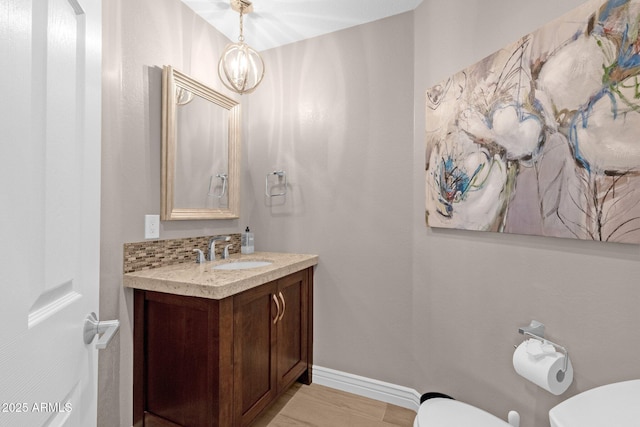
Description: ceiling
xmin=181 ymin=0 xmax=423 ymax=52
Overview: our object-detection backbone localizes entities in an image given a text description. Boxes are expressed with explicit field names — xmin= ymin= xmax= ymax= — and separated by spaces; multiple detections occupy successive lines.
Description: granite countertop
xmin=123 ymin=252 xmax=318 ymax=300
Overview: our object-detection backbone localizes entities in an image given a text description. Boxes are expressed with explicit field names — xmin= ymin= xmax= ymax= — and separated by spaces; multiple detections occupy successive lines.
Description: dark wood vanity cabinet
xmin=232 ymin=270 xmax=310 ymax=425
xmin=133 ymin=268 xmax=313 ymax=427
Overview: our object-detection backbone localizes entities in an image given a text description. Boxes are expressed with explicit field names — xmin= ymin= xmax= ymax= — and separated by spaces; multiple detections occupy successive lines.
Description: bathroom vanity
xmin=124 ymin=252 xmax=318 ymax=427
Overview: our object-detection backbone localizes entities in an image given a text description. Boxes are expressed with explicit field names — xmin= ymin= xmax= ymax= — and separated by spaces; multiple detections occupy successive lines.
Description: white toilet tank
xmin=549 ymin=379 xmax=640 ymax=427
xmin=414 ymin=397 xmax=512 ymax=427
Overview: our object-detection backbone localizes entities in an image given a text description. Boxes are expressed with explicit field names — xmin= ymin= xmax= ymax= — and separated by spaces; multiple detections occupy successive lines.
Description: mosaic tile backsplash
xmin=123 ymin=234 xmax=242 ymax=273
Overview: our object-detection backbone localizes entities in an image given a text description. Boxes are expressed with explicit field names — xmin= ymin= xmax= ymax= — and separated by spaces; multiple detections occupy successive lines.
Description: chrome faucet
xmin=208 ymin=235 xmax=231 ymax=261
xmin=192 ymin=249 xmax=205 ymax=264
xmin=223 ymin=244 xmax=233 ymax=260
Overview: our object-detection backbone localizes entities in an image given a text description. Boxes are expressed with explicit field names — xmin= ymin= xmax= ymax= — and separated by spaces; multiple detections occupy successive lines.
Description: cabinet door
xmin=134 ymin=290 xmax=233 ymax=427
xmin=276 ymin=270 xmax=309 ymax=390
xmin=233 ymin=281 xmax=278 ymax=426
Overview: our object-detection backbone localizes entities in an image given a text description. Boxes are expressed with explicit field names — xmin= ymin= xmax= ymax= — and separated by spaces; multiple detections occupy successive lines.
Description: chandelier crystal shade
xmin=218 ymin=0 xmax=265 ymax=95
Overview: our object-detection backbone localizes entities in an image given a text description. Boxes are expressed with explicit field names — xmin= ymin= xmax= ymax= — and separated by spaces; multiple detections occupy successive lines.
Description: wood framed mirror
xmin=161 ymin=66 xmax=240 ymax=220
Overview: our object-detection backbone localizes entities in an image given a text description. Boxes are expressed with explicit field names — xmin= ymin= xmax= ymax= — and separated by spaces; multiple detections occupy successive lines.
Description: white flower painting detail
xmin=427 ymin=130 xmax=510 ymax=231
xmin=426 ymin=0 xmax=640 ymax=243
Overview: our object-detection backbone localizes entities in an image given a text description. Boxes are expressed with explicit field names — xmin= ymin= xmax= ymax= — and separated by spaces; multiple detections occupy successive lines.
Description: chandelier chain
xmin=238 ymin=7 xmax=244 ymax=42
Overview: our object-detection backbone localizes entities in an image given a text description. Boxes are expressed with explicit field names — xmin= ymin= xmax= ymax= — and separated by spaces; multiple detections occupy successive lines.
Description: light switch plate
xmin=145 ymin=214 xmax=160 ymax=239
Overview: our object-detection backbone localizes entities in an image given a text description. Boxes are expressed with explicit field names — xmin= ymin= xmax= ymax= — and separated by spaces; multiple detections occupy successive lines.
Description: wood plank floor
xmin=252 ymin=383 xmax=416 ymax=427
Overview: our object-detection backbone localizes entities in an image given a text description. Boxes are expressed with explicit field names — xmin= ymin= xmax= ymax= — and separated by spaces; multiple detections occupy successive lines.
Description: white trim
xmin=312 ymin=365 xmax=421 ymax=412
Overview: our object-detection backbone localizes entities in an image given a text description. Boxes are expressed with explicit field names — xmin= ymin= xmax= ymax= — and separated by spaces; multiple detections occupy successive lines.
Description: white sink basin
xmin=213 ymin=261 xmax=272 ymax=270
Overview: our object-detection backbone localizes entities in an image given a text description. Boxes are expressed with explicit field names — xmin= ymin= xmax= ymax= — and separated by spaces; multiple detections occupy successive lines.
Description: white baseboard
xmin=312 ymin=365 xmax=421 ymax=412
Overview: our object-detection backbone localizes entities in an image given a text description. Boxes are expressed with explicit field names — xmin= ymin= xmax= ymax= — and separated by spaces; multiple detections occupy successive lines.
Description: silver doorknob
xmin=83 ymin=312 xmax=120 ymax=349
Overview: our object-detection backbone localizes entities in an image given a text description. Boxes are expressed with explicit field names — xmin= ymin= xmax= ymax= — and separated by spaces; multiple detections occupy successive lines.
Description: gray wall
xmin=100 ymin=1 xmax=640 ymax=426
xmin=243 ymin=12 xmax=416 ymax=386
xmin=413 ymin=1 xmax=640 ymax=427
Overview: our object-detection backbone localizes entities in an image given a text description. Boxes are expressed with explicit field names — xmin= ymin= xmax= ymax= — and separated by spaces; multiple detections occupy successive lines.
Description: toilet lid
xmin=549 ymin=379 xmax=640 ymax=427
xmin=416 ymin=398 xmax=511 ymax=427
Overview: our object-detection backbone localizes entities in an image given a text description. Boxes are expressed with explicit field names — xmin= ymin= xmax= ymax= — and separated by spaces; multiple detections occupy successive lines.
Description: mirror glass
xmin=161 ymin=66 xmax=240 ymax=220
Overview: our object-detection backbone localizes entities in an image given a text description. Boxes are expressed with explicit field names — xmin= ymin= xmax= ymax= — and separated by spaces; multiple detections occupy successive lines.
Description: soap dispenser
xmin=241 ymin=227 xmax=254 ymax=254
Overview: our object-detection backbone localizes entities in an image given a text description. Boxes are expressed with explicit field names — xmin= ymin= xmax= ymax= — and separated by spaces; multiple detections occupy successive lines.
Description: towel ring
xmin=265 ymin=170 xmax=287 ymax=197
xmin=208 ymin=173 xmax=228 ymax=198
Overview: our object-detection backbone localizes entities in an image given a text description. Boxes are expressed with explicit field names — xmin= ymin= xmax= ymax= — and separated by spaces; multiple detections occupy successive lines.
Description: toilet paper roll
xmin=513 ymin=340 xmax=573 ymax=395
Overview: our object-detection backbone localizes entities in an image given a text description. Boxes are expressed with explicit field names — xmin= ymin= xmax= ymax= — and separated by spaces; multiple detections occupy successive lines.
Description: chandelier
xmin=218 ymin=0 xmax=265 ymax=95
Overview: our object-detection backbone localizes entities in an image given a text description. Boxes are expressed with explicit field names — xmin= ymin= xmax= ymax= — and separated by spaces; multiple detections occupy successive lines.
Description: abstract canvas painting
xmin=426 ymin=0 xmax=640 ymax=243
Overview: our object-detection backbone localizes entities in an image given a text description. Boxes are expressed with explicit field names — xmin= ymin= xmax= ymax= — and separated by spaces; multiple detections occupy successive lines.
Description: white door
xmin=0 ymin=0 xmax=103 ymax=426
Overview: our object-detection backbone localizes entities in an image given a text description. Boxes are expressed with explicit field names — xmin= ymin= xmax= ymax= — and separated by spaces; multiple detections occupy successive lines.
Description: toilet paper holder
xmin=517 ymin=320 xmax=570 ymax=375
